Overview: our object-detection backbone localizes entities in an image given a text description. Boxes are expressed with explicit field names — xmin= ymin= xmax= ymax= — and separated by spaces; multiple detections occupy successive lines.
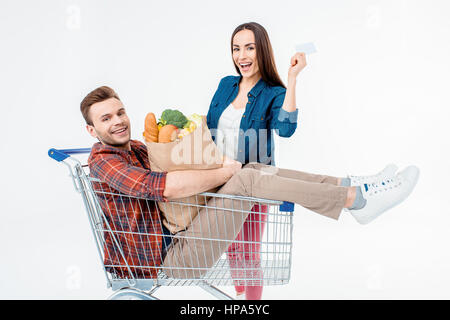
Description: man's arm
xmin=90 ymin=148 xmax=242 ymax=201
xmin=163 ymin=157 xmax=242 ymax=200
xmin=89 ymin=152 xmax=167 ymax=201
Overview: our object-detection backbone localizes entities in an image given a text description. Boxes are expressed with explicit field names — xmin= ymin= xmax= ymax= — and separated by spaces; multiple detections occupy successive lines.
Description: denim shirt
xmin=206 ymin=75 xmax=299 ymax=166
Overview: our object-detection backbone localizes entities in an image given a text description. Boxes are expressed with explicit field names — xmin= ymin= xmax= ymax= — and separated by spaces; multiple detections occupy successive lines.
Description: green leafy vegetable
xmin=158 ymin=109 xmax=189 ymax=129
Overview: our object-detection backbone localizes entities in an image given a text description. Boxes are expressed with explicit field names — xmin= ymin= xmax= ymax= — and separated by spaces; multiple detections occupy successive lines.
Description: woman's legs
xmin=243 ymin=162 xmax=340 ymax=185
xmin=163 ymin=163 xmax=415 ymax=278
xmin=243 ymin=162 xmax=357 ymax=213
xmin=227 ymin=203 xmax=268 ymax=300
xmin=226 ymin=224 xmax=245 ymax=293
xmin=231 ymin=164 xmax=353 ymax=298
xmin=163 ymin=166 xmax=349 ymax=278
xmin=234 ymin=166 xmax=348 ymax=220
xmin=241 ymin=204 xmax=267 ymax=300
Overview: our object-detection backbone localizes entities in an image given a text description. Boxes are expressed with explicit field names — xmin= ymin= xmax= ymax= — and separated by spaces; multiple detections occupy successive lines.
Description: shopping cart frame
xmin=49 ymin=147 xmax=295 ymax=300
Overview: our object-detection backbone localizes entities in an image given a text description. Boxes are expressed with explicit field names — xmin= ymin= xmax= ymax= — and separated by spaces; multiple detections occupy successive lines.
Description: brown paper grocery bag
xmin=145 ymin=115 xmax=224 ymax=233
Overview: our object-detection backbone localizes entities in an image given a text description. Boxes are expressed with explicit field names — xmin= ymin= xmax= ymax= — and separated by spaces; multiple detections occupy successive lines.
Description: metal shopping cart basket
xmin=48 ymin=147 xmax=295 ymax=300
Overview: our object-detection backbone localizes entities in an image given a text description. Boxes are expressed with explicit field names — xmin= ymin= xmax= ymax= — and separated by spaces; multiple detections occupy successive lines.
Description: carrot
xmin=158 ymin=124 xmax=178 ymax=143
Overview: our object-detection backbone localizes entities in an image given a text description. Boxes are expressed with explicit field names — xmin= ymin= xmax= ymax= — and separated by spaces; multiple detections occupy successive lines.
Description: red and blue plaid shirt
xmin=88 ymin=140 xmax=167 ymax=279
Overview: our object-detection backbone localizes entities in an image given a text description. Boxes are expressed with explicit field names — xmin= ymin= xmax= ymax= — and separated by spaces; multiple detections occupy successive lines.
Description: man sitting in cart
xmin=81 ymin=86 xmax=419 ymax=279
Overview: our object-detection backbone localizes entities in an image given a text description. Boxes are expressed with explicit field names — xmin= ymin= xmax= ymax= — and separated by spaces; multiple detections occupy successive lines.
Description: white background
xmin=1 ymin=0 xmax=449 ymax=299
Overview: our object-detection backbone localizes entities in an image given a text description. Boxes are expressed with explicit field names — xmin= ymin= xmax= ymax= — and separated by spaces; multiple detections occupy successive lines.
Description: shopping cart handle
xmin=48 ymin=148 xmax=92 ymax=162
xmin=280 ymin=201 xmax=294 ymax=212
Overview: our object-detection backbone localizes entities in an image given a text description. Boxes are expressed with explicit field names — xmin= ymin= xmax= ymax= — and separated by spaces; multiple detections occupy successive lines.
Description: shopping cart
xmin=48 ymin=147 xmax=295 ymax=300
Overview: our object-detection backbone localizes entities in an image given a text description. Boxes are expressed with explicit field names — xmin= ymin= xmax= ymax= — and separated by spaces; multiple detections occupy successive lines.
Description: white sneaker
xmin=347 ymin=163 xmax=398 ymax=186
xmin=343 ymin=163 xmax=398 ymax=213
xmin=348 ymin=165 xmax=420 ymax=225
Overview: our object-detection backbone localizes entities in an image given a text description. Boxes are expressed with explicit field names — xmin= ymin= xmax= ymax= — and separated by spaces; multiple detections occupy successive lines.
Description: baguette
xmin=143 ymin=112 xmax=159 ymax=142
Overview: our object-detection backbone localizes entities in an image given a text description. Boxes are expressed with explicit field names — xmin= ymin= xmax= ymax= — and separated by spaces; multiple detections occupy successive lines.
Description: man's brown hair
xmin=80 ymin=86 xmax=120 ymax=125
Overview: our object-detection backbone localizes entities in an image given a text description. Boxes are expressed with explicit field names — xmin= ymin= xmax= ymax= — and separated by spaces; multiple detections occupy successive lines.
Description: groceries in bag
xmin=143 ymin=108 xmax=224 ymax=233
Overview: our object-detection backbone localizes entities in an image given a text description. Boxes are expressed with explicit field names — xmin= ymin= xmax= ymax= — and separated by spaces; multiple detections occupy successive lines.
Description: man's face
xmin=86 ymin=98 xmax=131 ymax=150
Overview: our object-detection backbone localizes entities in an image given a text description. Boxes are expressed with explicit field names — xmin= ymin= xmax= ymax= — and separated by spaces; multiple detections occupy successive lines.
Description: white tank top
xmin=216 ymin=104 xmax=245 ymax=160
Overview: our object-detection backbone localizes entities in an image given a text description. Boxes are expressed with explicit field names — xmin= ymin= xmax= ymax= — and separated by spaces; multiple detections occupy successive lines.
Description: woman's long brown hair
xmin=231 ymin=22 xmax=286 ymax=89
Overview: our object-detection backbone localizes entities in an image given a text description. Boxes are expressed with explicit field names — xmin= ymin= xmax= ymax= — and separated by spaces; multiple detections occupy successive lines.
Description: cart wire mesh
xmin=64 ymin=153 xmax=294 ymax=290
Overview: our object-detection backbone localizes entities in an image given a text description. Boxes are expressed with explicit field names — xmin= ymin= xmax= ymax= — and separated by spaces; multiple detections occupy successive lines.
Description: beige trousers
xmin=162 ymin=162 xmax=348 ymax=278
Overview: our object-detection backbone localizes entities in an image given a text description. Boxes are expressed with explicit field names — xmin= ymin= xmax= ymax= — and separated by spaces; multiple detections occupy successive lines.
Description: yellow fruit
xmin=178 ymin=128 xmax=190 ymax=139
xmin=188 ymin=121 xmax=197 ymax=132
xmin=188 ymin=113 xmax=203 ymax=127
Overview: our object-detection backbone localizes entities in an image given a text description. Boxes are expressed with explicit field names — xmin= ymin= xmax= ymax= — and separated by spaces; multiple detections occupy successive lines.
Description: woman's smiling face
xmin=232 ymin=29 xmax=260 ymax=79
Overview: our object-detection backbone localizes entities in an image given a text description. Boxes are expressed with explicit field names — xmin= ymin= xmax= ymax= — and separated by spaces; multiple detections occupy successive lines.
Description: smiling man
xmin=80 ymin=86 xmax=242 ymax=279
xmin=80 ymin=86 xmax=419 ymax=280
xmin=83 ymin=90 xmax=131 ymax=150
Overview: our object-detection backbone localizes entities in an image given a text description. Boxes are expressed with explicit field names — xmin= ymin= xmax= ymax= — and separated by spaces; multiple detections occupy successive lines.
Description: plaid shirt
xmin=88 ymin=140 xmax=167 ymax=279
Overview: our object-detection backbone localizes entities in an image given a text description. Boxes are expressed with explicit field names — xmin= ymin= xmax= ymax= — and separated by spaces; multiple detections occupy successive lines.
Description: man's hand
xmin=164 ymin=156 xmax=242 ymax=200
xmin=222 ymin=155 xmax=242 ymax=178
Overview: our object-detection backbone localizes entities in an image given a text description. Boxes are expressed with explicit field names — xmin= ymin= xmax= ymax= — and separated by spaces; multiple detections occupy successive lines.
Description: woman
xmin=206 ymin=22 xmax=306 ymax=300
